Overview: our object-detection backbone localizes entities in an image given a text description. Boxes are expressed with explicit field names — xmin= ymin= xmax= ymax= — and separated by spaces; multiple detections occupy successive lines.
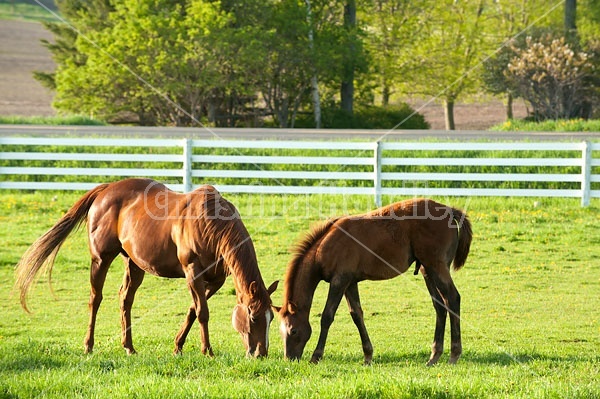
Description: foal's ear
xmin=267 ymin=280 xmax=279 ymax=295
xmin=249 ymin=281 xmax=258 ymax=298
xmin=287 ymin=302 xmax=297 ymax=315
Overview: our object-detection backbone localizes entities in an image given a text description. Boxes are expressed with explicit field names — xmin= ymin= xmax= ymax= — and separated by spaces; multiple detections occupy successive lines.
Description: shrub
xmin=294 ymin=103 xmax=429 ymax=129
xmin=505 ymin=36 xmax=598 ymax=121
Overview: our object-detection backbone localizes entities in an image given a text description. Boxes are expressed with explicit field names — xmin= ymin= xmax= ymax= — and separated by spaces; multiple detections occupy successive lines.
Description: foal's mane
xmin=283 ymin=217 xmax=340 ymax=303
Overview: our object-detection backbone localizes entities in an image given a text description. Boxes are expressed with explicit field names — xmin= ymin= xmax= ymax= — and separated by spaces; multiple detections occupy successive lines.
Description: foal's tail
xmin=15 ymin=184 xmax=110 ymax=312
xmin=451 ymin=208 xmax=472 ymax=271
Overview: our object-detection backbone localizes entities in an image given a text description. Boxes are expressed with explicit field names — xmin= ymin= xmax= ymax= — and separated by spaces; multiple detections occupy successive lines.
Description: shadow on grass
xmin=316 ymin=349 xmax=600 ymax=367
xmin=365 ymin=350 xmax=600 ymax=366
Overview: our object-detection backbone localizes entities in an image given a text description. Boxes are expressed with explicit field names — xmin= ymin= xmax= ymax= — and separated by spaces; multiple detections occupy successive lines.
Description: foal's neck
xmin=287 ymin=258 xmax=321 ymax=314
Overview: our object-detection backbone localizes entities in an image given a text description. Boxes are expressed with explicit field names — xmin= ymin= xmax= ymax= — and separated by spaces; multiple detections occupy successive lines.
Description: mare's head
xmin=277 ymin=301 xmax=312 ymax=361
xmin=232 ymin=280 xmax=279 ymax=357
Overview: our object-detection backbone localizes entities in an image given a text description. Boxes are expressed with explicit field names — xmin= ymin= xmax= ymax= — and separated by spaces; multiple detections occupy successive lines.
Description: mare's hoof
xmin=125 ymin=348 xmax=137 ymax=356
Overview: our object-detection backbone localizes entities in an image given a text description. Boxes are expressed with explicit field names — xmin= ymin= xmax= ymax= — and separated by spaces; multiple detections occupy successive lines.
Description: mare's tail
xmin=15 ymin=184 xmax=110 ymax=312
xmin=450 ymin=208 xmax=472 ymax=271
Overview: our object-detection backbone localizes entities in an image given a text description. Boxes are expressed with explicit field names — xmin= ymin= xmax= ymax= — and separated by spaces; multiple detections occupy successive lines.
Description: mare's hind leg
xmin=344 ymin=282 xmax=374 ymax=365
xmin=174 ymin=275 xmax=226 ymax=355
xmin=421 ymin=266 xmax=448 ymax=366
xmin=310 ymin=277 xmax=351 ymax=363
xmin=424 ymin=263 xmax=461 ymax=365
xmin=84 ymin=253 xmax=117 ymax=354
xmin=119 ymin=257 xmax=145 ymax=355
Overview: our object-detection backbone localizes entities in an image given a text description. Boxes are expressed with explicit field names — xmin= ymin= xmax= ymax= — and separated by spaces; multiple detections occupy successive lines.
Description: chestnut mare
xmin=277 ymin=198 xmax=472 ymax=366
xmin=16 ymin=178 xmax=277 ymax=357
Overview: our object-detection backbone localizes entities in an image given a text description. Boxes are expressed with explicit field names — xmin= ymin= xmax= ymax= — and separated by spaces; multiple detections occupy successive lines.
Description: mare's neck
xmin=227 ymin=240 xmax=264 ymax=307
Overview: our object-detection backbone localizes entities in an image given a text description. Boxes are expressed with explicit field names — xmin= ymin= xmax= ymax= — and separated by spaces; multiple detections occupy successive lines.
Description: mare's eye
xmin=290 ymin=328 xmax=298 ymax=336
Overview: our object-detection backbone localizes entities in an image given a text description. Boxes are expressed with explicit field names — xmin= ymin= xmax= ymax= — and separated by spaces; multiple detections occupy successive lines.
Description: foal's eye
xmin=290 ymin=328 xmax=298 ymax=336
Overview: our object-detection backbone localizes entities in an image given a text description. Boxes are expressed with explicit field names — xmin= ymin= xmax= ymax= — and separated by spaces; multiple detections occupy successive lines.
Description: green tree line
xmin=36 ymin=0 xmax=600 ymax=129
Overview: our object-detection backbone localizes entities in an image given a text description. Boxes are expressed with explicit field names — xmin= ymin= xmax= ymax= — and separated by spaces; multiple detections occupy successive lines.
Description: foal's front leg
xmin=310 ymin=279 xmax=349 ymax=363
xmin=344 ymin=282 xmax=374 ymax=365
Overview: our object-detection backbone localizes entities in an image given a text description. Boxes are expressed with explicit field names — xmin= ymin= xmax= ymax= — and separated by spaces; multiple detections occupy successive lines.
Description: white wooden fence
xmin=1 ymin=137 xmax=598 ymax=206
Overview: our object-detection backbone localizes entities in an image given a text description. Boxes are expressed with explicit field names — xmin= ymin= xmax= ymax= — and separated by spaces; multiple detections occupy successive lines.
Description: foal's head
xmin=231 ymin=280 xmax=278 ymax=357
xmin=277 ymin=302 xmax=312 ymax=361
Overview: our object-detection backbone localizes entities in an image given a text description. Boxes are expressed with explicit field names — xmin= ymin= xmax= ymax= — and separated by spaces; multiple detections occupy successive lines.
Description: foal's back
xmin=314 ymin=199 xmax=460 ymax=281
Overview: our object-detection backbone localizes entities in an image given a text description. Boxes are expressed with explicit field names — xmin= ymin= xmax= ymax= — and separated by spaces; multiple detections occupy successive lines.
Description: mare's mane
xmin=283 ymin=217 xmax=340 ymax=304
xmin=192 ymin=187 xmax=269 ymax=312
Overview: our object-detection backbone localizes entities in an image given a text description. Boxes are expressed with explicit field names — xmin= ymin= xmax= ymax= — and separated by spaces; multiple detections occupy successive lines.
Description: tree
xmin=34 ymin=0 xmax=114 ymax=91
xmin=361 ymin=1 xmax=427 ymax=107
xmin=408 ymin=0 xmax=492 ymax=130
xmin=340 ymin=0 xmax=356 ymax=115
xmin=565 ymin=0 xmax=577 ymax=41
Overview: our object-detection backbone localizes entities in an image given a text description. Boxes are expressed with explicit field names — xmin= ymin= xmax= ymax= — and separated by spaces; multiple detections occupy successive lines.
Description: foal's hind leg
xmin=84 ymin=253 xmax=117 ymax=354
xmin=421 ymin=266 xmax=448 ymax=366
xmin=424 ymin=264 xmax=461 ymax=365
xmin=119 ymin=257 xmax=145 ymax=355
xmin=174 ymin=275 xmax=225 ymax=355
xmin=344 ymin=282 xmax=374 ymax=365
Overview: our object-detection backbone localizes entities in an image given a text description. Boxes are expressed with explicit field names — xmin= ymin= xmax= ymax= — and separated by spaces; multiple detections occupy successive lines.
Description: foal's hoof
xmin=125 ymin=348 xmax=137 ymax=356
xmin=309 ymin=354 xmax=322 ymax=364
xmin=448 ymin=353 xmax=461 ymax=365
xmin=426 ymin=352 xmax=442 ymax=367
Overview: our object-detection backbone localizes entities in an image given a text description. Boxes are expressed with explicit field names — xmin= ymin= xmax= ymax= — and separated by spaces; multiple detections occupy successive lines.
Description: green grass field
xmin=1 ymin=192 xmax=599 ymax=398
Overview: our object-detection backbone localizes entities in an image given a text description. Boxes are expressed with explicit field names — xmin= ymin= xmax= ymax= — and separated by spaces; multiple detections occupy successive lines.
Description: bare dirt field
xmin=0 ymin=18 xmax=528 ymax=129
xmin=0 ymin=18 xmax=55 ymax=116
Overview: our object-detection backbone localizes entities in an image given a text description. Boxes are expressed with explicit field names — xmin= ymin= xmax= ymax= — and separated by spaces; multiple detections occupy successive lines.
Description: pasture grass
xmin=0 ymin=1 xmax=57 ymax=22
xmin=1 ymin=192 xmax=599 ymax=398
xmin=490 ymin=118 xmax=600 ymax=132
xmin=0 ymin=115 xmax=106 ymax=126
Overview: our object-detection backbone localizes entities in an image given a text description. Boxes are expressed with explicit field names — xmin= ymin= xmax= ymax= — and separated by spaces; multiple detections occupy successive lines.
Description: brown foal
xmin=277 ymin=198 xmax=472 ymax=365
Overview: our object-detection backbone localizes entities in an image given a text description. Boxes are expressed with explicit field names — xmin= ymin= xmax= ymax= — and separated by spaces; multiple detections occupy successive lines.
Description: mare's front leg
xmin=310 ymin=277 xmax=350 ymax=363
xmin=184 ymin=264 xmax=213 ymax=356
xmin=344 ymin=282 xmax=373 ymax=365
xmin=174 ymin=275 xmax=226 ymax=355
xmin=119 ymin=258 xmax=145 ymax=355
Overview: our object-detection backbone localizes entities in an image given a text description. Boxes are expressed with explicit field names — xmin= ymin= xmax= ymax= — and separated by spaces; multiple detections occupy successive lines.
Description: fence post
xmin=581 ymin=141 xmax=591 ymax=207
xmin=182 ymin=138 xmax=192 ymax=193
xmin=373 ymin=141 xmax=382 ymax=207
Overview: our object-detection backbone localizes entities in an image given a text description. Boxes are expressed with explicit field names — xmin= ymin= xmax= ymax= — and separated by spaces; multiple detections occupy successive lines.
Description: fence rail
xmin=1 ymin=136 xmax=598 ymax=206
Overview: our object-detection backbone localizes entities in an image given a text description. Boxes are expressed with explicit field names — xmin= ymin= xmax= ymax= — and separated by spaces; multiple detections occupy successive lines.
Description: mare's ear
xmin=271 ymin=305 xmax=282 ymax=314
xmin=232 ymin=304 xmax=250 ymax=334
xmin=249 ymin=281 xmax=258 ymax=298
xmin=267 ymin=280 xmax=279 ymax=295
xmin=287 ymin=302 xmax=297 ymax=315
